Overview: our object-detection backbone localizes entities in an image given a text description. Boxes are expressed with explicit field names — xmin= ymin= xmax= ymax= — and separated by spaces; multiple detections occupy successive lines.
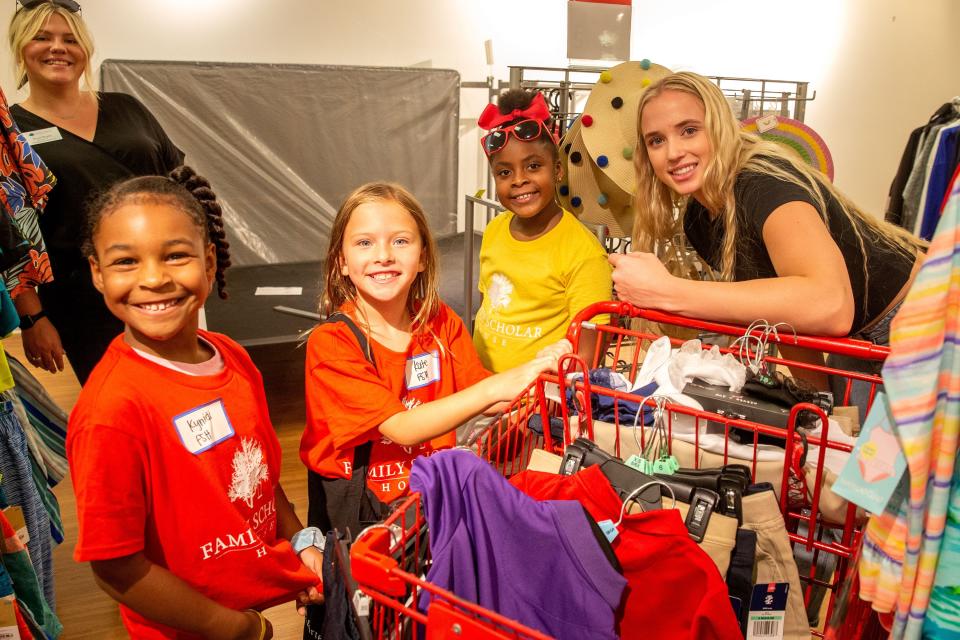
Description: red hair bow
xmin=477 ymin=92 xmax=552 ymax=130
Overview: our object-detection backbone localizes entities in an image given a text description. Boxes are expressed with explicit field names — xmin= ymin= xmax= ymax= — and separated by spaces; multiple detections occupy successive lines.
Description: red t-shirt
xmin=510 ymin=467 xmax=742 ymax=640
xmin=301 ymin=302 xmax=490 ymax=503
xmin=68 ymin=332 xmax=318 ymax=639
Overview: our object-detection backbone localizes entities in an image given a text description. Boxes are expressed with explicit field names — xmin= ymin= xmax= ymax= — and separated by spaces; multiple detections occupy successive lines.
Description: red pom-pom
xmin=582 ymin=114 xmax=594 ymax=127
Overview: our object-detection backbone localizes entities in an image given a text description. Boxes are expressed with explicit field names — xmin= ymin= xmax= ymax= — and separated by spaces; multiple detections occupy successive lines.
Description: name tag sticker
xmin=173 ymin=398 xmax=235 ymax=454
xmin=22 ymin=127 xmax=62 ymax=146
xmin=405 ymin=351 xmax=440 ymax=390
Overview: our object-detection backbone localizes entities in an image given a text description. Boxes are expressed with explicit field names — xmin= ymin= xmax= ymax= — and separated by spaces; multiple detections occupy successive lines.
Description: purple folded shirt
xmin=410 ymin=449 xmax=626 ymax=639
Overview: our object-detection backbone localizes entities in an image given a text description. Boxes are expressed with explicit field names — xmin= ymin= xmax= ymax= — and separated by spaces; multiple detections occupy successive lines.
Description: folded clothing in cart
xmin=409 ymin=450 xmax=626 ymax=640
xmin=510 ymin=465 xmax=743 ymax=640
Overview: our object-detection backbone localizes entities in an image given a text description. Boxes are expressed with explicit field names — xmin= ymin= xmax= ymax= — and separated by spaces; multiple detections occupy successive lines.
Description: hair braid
xmin=169 ymin=166 xmax=231 ymax=299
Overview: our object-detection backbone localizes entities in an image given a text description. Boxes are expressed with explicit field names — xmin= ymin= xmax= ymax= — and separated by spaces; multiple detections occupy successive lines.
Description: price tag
xmin=0 ymin=598 xmax=19 ymax=639
xmin=597 ymin=519 xmax=619 ymax=543
xmin=2 ymin=507 xmax=28 ymax=546
xmin=746 ymin=582 xmax=788 ymax=640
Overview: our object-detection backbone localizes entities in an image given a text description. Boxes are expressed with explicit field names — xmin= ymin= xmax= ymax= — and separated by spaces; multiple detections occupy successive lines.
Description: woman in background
xmin=8 ymin=0 xmax=184 ymax=383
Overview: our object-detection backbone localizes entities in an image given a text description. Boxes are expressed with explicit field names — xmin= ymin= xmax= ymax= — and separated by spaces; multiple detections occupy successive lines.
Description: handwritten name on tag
xmin=405 ymin=351 xmax=440 ymax=390
xmin=173 ymin=399 xmax=235 ymax=454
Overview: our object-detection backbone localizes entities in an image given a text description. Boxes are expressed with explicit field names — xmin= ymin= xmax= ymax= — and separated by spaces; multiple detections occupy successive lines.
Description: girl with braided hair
xmin=68 ymin=166 xmax=322 ymax=639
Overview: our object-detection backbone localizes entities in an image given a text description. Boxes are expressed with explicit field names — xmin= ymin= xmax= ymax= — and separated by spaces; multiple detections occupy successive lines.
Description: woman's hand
xmin=21 ymin=317 xmax=66 ymax=373
xmin=608 ymin=252 xmax=677 ymax=310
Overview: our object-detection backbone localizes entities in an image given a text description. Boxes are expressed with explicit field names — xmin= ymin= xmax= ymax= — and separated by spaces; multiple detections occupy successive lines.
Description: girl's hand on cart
xmin=609 ymin=251 xmax=675 ymax=309
xmin=295 ymin=547 xmax=325 ymax=614
xmin=535 ymin=339 xmax=573 ymax=364
xmin=486 ymin=355 xmax=557 ymax=404
xmin=295 ymin=584 xmax=324 ymax=614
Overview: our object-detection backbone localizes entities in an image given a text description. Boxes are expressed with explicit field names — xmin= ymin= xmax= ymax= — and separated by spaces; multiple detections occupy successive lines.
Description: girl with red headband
xmin=473 ymin=90 xmax=613 ymax=372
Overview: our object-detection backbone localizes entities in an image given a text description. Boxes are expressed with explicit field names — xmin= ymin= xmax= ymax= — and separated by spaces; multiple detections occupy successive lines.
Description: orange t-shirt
xmin=68 ymin=332 xmax=318 ymax=639
xmin=301 ymin=302 xmax=490 ymax=503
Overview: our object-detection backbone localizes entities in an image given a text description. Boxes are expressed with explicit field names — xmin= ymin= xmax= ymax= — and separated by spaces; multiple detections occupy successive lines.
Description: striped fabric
xmin=867 ymin=168 xmax=960 ymax=639
xmin=923 ymin=455 xmax=960 ymax=638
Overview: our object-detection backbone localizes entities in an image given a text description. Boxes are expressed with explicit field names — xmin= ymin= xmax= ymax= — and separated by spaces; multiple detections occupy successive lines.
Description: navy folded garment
xmin=568 ymin=370 xmax=658 ymax=425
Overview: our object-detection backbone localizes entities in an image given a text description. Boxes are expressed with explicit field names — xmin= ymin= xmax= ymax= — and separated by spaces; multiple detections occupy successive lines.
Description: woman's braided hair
xmin=83 ymin=165 xmax=231 ymax=298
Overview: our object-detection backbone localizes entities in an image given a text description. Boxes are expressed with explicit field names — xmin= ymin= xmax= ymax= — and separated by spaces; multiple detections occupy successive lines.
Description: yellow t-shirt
xmin=473 ymin=210 xmax=612 ymax=372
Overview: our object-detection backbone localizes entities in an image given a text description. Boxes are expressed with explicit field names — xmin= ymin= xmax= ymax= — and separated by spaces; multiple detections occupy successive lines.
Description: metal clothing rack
xmin=503 ymin=65 xmax=816 ymax=133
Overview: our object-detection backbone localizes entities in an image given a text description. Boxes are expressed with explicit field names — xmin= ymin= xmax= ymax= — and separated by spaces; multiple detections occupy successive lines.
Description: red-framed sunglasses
xmin=481 ymin=119 xmax=557 ymax=157
xmin=16 ymin=0 xmax=81 ymax=13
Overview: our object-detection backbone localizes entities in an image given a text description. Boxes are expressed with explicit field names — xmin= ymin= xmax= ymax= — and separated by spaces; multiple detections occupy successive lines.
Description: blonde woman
xmin=8 ymin=1 xmax=183 ymax=383
xmin=610 ymin=71 xmax=922 ymax=346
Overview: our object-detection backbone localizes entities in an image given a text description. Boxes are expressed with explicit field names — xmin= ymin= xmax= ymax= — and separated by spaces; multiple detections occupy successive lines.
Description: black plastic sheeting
xmin=101 ymin=60 xmax=460 ymax=266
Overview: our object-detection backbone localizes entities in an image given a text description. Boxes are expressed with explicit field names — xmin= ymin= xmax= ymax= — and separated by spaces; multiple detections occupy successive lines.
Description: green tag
xmin=625 ymin=455 xmax=654 ymax=474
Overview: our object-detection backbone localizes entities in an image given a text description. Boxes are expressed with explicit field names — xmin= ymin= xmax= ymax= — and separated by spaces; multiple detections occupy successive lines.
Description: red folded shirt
xmin=511 ymin=466 xmax=742 ymax=639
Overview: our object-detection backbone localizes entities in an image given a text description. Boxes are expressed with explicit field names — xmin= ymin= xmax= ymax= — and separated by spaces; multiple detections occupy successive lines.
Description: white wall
xmin=2 ymin=0 xmax=958 ymax=224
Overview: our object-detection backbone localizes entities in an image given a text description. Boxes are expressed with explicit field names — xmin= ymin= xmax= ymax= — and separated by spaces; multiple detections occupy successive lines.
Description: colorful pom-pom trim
xmin=597 ymin=155 xmax=609 ymax=168
xmin=611 ymin=97 xmax=623 ymax=109
xmin=571 ymin=196 xmax=582 ymax=208
xmin=582 ymin=114 xmax=594 ymax=127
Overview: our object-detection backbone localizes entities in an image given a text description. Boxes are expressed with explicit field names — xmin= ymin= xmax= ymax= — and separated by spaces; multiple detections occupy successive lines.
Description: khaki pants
xmin=741 ymin=490 xmax=812 ymax=640
xmin=675 ymin=502 xmax=738 ymax=576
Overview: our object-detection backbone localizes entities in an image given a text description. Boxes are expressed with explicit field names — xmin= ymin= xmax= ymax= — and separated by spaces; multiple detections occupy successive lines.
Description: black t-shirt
xmin=10 ymin=92 xmax=184 ymax=280
xmin=10 ymin=93 xmax=184 ymax=382
xmin=683 ymin=160 xmax=914 ymax=334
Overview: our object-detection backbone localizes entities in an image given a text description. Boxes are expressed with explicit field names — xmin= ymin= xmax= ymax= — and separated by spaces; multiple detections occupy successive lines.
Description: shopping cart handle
xmin=350 ymin=528 xmax=407 ymax=597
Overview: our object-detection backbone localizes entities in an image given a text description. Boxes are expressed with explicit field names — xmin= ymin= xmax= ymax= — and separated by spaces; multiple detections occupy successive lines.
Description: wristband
xmin=244 ymin=609 xmax=266 ymax=640
xmin=290 ymin=526 xmax=326 ymax=555
xmin=18 ymin=310 xmax=46 ymax=330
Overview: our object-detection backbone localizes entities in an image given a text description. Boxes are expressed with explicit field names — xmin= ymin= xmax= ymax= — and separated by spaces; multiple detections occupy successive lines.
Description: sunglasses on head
xmin=16 ymin=0 xmax=81 ymax=13
xmin=481 ymin=119 xmax=556 ymax=157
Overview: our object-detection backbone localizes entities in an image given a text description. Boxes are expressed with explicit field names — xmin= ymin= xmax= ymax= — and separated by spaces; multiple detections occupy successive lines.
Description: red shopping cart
xmin=351 ymin=301 xmax=887 ymax=639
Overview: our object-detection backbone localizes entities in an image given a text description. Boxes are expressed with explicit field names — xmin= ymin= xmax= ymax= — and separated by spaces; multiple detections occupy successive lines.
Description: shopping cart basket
xmin=351 ymin=301 xmax=888 ymax=639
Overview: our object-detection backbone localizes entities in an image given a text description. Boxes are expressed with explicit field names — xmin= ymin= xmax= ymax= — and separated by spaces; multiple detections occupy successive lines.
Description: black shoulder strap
xmin=321 ymin=312 xmax=375 ymax=468
xmin=322 ymin=311 xmax=377 ymax=374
